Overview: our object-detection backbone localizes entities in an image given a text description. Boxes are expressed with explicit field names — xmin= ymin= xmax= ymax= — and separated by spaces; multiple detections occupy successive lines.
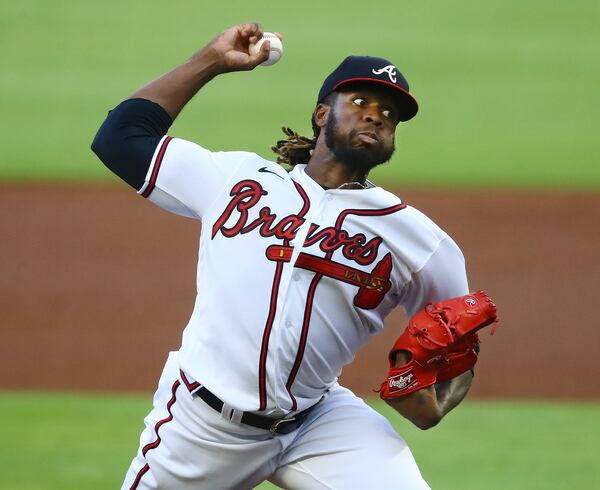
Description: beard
xmin=324 ymin=110 xmax=395 ymax=172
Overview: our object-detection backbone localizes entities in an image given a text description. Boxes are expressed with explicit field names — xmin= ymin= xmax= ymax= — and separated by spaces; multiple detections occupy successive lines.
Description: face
xmin=322 ymin=85 xmax=399 ymax=171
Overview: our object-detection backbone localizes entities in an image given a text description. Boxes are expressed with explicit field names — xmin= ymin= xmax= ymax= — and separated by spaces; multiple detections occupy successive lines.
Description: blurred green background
xmin=1 ymin=0 xmax=598 ymax=187
xmin=2 ymin=1 xmax=599 ymax=489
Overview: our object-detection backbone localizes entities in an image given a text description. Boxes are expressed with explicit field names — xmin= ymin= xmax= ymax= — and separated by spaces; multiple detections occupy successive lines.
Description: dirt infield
xmin=1 ymin=185 xmax=599 ymax=399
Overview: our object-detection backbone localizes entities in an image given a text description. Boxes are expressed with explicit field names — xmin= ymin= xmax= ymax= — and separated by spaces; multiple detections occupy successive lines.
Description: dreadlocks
xmin=271 ymin=93 xmax=337 ymax=168
xmin=271 ymin=126 xmax=317 ymax=168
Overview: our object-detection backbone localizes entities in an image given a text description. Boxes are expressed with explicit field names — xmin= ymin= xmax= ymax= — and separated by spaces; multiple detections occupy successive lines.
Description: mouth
xmin=356 ymin=131 xmax=379 ymax=145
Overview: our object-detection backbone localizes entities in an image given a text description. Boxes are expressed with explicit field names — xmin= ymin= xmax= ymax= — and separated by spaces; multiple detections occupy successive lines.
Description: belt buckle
xmin=269 ymin=416 xmax=297 ymax=434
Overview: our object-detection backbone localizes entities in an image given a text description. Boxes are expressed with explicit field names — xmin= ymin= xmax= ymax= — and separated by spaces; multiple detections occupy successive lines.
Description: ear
xmin=313 ymin=103 xmax=330 ymax=129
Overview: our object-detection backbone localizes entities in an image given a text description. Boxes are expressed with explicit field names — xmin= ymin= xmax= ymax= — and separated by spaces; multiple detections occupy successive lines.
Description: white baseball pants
xmin=122 ymin=352 xmax=430 ymax=490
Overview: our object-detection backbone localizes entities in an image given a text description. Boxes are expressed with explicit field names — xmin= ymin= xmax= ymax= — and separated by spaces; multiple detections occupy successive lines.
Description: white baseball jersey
xmin=139 ymin=135 xmax=468 ymax=417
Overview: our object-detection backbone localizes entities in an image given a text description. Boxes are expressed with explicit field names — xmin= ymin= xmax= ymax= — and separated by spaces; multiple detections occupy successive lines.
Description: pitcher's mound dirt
xmin=1 ymin=185 xmax=599 ymax=399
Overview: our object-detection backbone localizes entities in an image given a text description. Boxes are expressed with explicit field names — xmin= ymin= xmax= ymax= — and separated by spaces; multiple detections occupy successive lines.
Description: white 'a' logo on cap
xmin=372 ymin=65 xmax=397 ymax=83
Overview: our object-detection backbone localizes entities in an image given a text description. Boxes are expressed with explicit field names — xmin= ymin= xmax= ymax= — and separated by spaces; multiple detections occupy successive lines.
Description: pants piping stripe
xmin=129 ymin=380 xmax=181 ymax=489
xmin=129 ymin=463 xmax=149 ymax=490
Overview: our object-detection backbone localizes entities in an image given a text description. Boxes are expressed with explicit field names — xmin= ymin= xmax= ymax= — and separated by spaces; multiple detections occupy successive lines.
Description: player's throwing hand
xmin=206 ymin=23 xmax=281 ymax=73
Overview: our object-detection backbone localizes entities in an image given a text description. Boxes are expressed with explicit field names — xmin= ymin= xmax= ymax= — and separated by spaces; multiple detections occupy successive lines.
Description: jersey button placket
xmin=271 ymin=197 xmax=314 ymax=409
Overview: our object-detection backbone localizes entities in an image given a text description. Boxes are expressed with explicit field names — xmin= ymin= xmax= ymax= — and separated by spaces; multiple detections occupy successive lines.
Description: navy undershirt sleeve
xmin=91 ymin=98 xmax=173 ymax=190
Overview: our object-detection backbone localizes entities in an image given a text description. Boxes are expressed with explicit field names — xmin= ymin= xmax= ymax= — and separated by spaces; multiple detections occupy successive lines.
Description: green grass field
xmin=1 ymin=391 xmax=598 ymax=490
xmin=1 ymin=0 xmax=599 ymax=187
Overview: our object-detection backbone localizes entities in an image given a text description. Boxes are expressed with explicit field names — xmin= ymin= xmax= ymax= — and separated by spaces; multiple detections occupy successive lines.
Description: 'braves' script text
xmin=211 ymin=180 xmax=383 ymax=265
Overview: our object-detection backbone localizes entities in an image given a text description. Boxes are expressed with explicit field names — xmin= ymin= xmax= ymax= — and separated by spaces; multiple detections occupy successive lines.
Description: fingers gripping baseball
xmin=210 ymin=23 xmax=281 ymax=72
xmin=379 ymin=291 xmax=498 ymax=399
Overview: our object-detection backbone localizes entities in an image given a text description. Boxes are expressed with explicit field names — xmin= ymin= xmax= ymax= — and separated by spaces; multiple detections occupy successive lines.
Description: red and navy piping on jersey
xmin=257 ymin=257 xmax=286 ymax=411
xmin=334 ymin=203 xmax=407 ymax=228
xmin=129 ymin=379 xmax=180 ymax=489
xmin=293 ymin=180 xmax=310 ymax=217
xmin=211 ymin=176 xmax=405 ymax=411
xmin=141 ymin=136 xmax=174 ymax=198
xmin=284 ymin=203 xmax=406 ymax=410
xmin=285 ymin=272 xmax=321 ymax=410
xmin=257 ymin=181 xmax=310 ymax=411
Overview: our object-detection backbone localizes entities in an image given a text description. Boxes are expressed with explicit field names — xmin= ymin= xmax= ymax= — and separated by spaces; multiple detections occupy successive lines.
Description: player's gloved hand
xmin=378 ymin=291 xmax=498 ymax=398
xmin=207 ymin=23 xmax=282 ymax=73
xmin=435 ymin=333 xmax=480 ymax=383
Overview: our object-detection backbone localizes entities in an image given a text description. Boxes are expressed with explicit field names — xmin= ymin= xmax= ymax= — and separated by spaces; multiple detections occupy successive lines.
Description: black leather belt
xmin=181 ymin=370 xmax=319 ymax=435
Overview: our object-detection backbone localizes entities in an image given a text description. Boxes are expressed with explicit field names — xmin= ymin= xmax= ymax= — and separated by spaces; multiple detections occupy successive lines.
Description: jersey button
xmin=285 ymin=319 xmax=295 ymax=328
xmin=293 ymin=272 xmax=300 ymax=281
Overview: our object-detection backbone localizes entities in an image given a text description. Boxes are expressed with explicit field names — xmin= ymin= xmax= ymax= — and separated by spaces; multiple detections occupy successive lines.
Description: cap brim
xmin=332 ymin=78 xmax=419 ymax=122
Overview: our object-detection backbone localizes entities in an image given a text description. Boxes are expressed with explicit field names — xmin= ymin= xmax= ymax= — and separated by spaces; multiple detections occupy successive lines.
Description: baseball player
xmin=92 ymin=23 xmax=495 ymax=490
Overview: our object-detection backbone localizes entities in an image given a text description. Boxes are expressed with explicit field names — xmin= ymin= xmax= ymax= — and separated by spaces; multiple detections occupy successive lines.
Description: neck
xmin=305 ymin=139 xmax=370 ymax=189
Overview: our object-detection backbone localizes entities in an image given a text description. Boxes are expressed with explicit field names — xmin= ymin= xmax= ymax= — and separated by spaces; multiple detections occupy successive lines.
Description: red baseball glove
xmin=379 ymin=291 xmax=498 ymax=399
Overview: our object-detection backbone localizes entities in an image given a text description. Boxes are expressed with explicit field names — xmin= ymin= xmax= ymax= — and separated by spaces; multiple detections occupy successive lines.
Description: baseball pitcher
xmin=92 ymin=23 xmax=497 ymax=490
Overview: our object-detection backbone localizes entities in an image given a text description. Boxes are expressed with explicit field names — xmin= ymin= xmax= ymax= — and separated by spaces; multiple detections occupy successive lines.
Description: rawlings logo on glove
xmin=387 ymin=369 xmax=418 ymax=394
xmin=379 ymin=291 xmax=498 ymax=399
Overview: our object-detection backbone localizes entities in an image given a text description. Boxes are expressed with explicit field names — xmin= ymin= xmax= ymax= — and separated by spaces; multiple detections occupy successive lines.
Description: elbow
xmin=402 ymin=401 xmax=444 ymax=430
xmin=90 ymin=131 xmax=103 ymax=157
xmin=411 ymin=412 xmax=443 ymax=430
xmin=91 ymin=105 xmax=127 ymax=165
xmin=385 ymin=388 xmax=444 ymax=430
xmin=91 ymin=125 xmax=115 ymax=164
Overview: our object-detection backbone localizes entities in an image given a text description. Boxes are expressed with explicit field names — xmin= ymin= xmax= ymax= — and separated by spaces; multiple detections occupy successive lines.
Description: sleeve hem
xmin=138 ymin=135 xmax=173 ymax=198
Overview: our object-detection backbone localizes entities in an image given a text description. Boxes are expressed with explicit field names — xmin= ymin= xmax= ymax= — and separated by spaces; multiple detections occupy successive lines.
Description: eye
xmin=353 ymin=97 xmax=366 ymax=107
xmin=382 ymin=109 xmax=393 ymax=119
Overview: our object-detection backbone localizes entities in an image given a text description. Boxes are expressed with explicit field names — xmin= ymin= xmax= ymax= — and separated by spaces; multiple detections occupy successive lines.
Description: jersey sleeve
xmin=138 ymin=135 xmax=250 ymax=219
xmin=91 ymin=98 xmax=173 ymax=190
xmin=400 ymin=234 xmax=469 ymax=319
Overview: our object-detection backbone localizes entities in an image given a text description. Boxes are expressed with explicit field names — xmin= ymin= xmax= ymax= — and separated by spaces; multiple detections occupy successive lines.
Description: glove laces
xmin=407 ymin=305 xmax=454 ymax=348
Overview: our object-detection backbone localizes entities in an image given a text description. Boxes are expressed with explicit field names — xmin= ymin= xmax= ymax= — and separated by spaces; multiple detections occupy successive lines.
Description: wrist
xmin=189 ymin=45 xmax=225 ymax=79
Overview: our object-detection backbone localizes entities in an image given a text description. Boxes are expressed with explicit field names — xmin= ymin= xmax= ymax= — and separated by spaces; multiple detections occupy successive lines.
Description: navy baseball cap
xmin=317 ymin=56 xmax=419 ymax=121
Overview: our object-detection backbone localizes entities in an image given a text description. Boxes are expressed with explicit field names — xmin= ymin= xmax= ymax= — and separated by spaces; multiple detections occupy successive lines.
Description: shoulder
xmin=160 ymin=138 xmax=288 ymax=178
xmin=371 ymin=188 xmax=449 ymax=240
xmin=165 ymin=138 xmax=262 ymax=164
xmin=372 ymin=188 xmax=464 ymax=270
xmin=337 ymin=186 xmax=451 ymax=246
xmin=400 ymin=204 xmax=449 ymax=241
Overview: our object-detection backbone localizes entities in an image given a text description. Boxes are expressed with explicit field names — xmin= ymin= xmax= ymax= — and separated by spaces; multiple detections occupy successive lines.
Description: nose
xmin=364 ymin=111 xmax=383 ymax=126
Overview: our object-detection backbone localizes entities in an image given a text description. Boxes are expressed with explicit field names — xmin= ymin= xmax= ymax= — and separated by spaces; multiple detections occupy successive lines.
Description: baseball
xmin=249 ymin=32 xmax=283 ymax=66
